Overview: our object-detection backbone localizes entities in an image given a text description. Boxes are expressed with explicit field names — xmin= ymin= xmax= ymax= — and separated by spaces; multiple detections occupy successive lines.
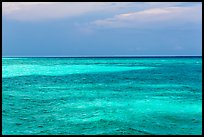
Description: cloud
xmin=91 ymin=5 xmax=202 ymax=28
xmin=2 ymin=2 xmax=53 ymax=14
xmin=2 ymin=2 xmax=202 ymax=26
xmin=2 ymin=2 xmax=134 ymax=21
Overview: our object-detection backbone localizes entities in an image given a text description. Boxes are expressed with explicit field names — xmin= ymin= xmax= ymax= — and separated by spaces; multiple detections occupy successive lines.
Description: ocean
xmin=2 ymin=57 xmax=202 ymax=135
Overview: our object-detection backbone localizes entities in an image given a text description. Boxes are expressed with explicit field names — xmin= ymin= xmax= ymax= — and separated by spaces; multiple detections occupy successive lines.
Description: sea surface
xmin=2 ymin=57 xmax=202 ymax=135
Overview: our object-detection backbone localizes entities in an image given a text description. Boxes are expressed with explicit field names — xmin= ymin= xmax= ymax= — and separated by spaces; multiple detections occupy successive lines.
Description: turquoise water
xmin=2 ymin=57 xmax=202 ymax=135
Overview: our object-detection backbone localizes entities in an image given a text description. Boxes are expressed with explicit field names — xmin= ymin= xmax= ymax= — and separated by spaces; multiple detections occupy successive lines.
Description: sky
xmin=2 ymin=2 xmax=202 ymax=57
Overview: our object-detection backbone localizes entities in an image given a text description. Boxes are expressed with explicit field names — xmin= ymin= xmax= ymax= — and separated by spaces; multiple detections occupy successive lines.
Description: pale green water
xmin=2 ymin=57 xmax=202 ymax=135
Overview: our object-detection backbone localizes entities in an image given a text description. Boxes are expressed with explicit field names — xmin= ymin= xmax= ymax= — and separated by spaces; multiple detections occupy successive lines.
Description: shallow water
xmin=2 ymin=57 xmax=202 ymax=135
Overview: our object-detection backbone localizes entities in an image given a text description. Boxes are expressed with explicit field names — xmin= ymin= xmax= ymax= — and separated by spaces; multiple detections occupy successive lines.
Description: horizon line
xmin=2 ymin=55 xmax=202 ymax=58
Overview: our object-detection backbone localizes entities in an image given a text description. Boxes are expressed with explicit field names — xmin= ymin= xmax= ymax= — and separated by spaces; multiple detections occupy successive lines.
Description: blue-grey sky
xmin=2 ymin=2 xmax=202 ymax=56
